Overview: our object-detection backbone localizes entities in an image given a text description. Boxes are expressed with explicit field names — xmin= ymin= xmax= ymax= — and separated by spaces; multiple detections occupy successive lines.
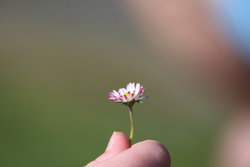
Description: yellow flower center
xmin=123 ymin=92 xmax=129 ymax=97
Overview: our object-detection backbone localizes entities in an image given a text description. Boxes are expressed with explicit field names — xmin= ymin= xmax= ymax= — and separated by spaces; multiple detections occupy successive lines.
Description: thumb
xmin=86 ymin=131 xmax=130 ymax=166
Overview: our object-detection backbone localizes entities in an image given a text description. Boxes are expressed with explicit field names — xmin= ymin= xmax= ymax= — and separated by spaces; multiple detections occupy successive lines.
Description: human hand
xmin=85 ymin=131 xmax=170 ymax=167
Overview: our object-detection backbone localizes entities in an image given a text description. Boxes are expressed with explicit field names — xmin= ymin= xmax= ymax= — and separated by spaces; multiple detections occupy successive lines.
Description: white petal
xmin=127 ymin=83 xmax=134 ymax=94
xmin=132 ymin=82 xmax=136 ymax=89
xmin=126 ymin=83 xmax=132 ymax=91
xmin=134 ymin=83 xmax=140 ymax=96
xmin=118 ymin=88 xmax=125 ymax=95
xmin=112 ymin=90 xmax=120 ymax=97
xmin=132 ymin=83 xmax=136 ymax=92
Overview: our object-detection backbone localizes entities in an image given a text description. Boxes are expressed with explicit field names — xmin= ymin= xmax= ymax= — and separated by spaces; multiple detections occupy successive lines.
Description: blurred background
xmin=0 ymin=0 xmax=243 ymax=167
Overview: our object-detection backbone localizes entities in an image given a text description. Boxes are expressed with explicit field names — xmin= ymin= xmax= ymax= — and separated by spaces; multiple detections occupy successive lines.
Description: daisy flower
xmin=108 ymin=82 xmax=146 ymax=105
xmin=108 ymin=82 xmax=147 ymax=144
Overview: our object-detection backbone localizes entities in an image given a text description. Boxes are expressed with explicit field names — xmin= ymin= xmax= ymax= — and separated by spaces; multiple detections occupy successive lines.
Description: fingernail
xmin=105 ymin=131 xmax=118 ymax=152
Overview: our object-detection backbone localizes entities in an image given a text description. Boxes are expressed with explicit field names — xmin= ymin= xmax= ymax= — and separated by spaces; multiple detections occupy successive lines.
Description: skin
xmin=85 ymin=132 xmax=170 ymax=167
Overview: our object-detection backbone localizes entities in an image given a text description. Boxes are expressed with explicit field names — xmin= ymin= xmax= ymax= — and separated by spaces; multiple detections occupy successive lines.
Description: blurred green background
xmin=0 ymin=1 xmax=226 ymax=167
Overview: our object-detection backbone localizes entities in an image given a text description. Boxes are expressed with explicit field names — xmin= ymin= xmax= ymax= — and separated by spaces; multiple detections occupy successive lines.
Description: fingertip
xmin=114 ymin=131 xmax=130 ymax=147
xmin=93 ymin=131 xmax=130 ymax=162
xmin=106 ymin=131 xmax=130 ymax=153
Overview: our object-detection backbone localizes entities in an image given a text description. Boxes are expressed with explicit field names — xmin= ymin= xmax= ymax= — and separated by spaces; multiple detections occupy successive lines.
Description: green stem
xmin=128 ymin=105 xmax=134 ymax=144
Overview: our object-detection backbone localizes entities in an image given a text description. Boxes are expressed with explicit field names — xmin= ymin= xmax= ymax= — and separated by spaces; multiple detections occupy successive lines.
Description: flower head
xmin=108 ymin=82 xmax=146 ymax=105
